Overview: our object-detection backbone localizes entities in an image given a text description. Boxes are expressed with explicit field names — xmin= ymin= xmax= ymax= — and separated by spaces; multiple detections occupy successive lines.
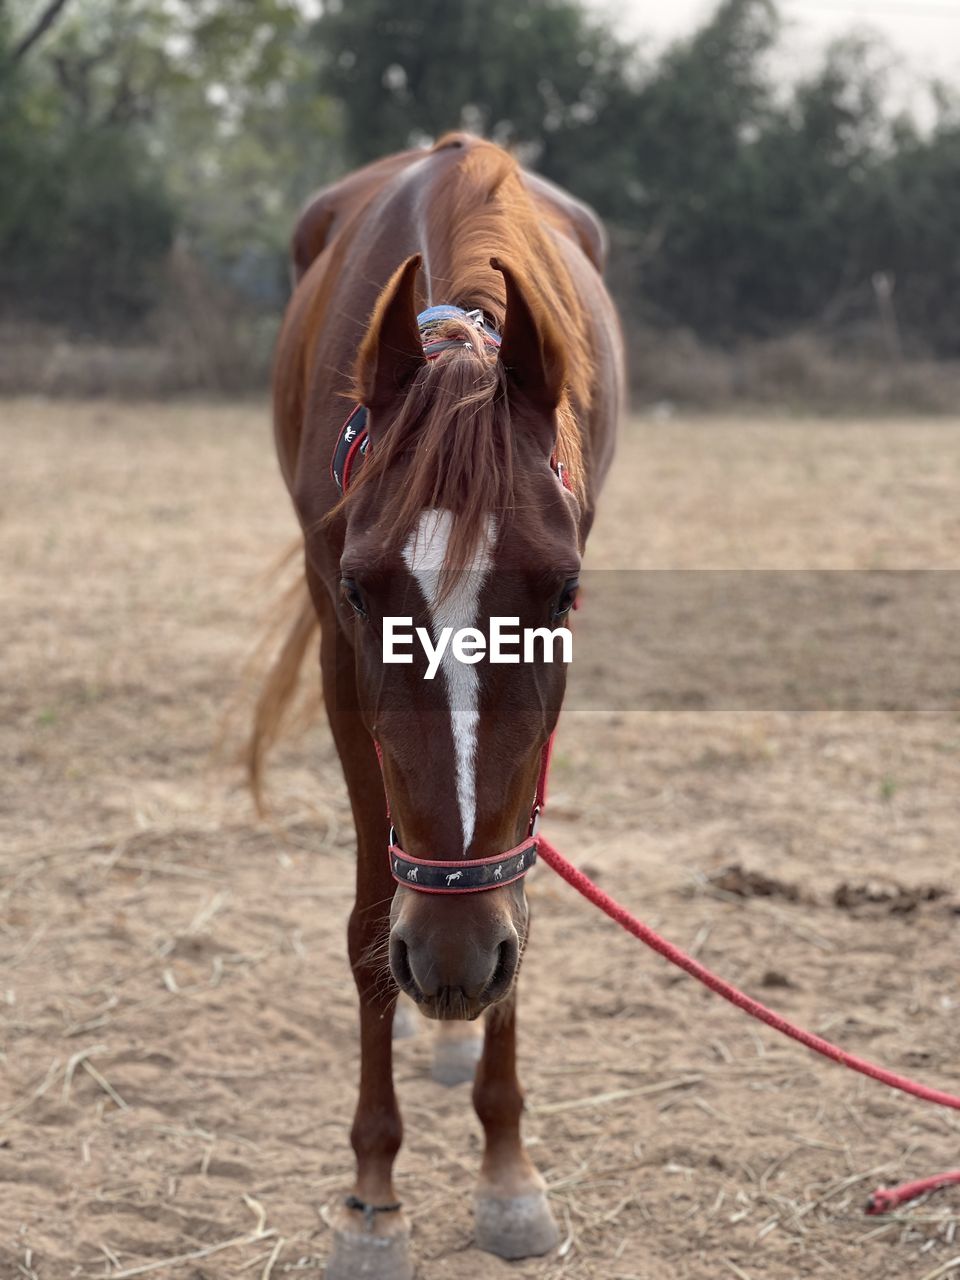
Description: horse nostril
xmin=485 ymin=934 xmax=520 ymax=1002
xmin=390 ymin=925 xmax=521 ymax=1010
xmin=389 ymin=933 xmax=414 ymax=996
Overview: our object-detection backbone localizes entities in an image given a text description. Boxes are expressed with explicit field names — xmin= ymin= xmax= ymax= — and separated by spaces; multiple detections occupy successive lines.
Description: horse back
xmin=292 ymin=142 xmax=608 ymax=284
xmin=290 ymin=148 xmax=424 ymax=284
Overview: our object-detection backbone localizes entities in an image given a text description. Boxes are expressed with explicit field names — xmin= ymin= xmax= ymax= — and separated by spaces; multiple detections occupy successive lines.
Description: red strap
xmin=536 ymin=835 xmax=960 ymax=1216
xmin=387 ymin=836 xmax=537 ymax=871
xmin=867 ymin=1172 xmax=960 ymax=1215
xmin=340 ymin=431 xmax=367 ymax=495
xmin=373 ymin=738 xmax=390 ymax=821
xmin=538 ymin=836 xmax=960 ymax=1112
xmin=535 ymin=731 xmax=554 ymax=812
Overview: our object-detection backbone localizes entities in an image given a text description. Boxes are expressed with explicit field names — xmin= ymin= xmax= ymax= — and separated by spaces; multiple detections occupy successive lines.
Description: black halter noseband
xmin=372 ymin=735 xmax=553 ymax=895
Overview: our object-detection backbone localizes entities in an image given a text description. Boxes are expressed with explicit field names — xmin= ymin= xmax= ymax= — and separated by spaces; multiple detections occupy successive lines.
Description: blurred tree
xmin=615 ymin=0 xmax=784 ymax=334
xmin=312 ymin=0 xmax=638 ymax=169
xmin=861 ymin=109 xmax=960 ymax=355
xmin=9 ymin=0 xmax=72 ymax=61
xmin=0 ymin=4 xmax=175 ymax=326
xmin=149 ymin=0 xmax=343 ymax=297
xmin=730 ymin=36 xmax=895 ymax=332
xmin=0 ymin=0 xmax=342 ymax=325
xmin=3 ymin=0 xmax=960 ymax=359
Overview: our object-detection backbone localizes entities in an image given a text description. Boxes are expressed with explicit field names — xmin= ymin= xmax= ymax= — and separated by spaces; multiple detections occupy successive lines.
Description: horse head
xmin=338 ymin=253 xmax=583 ymax=1019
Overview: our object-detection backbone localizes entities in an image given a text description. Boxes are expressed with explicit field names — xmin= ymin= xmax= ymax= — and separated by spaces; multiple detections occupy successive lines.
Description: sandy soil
xmin=2 ymin=399 xmax=960 ymax=1280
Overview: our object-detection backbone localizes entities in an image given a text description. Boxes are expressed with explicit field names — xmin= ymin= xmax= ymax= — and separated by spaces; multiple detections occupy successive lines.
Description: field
xmin=2 ymin=399 xmax=960 ymax=1280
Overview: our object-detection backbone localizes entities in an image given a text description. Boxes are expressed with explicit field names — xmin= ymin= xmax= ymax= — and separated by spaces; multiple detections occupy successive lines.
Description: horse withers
xmin=259 ymin=133 xmax=622 ymax=1278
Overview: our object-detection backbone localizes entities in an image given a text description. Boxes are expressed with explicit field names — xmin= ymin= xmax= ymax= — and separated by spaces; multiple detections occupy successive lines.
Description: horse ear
xmin=491 ymin=255 xmax=566 ymax=426
xmin=357 ymin=254 xmax=426 ymax=413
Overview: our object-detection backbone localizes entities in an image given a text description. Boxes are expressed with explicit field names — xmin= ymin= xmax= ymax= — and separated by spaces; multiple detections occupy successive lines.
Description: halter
xmin=376 ymin=733 xmax=553 ymax=895
xmin=334 ymin=301 xmax=564 ymax=895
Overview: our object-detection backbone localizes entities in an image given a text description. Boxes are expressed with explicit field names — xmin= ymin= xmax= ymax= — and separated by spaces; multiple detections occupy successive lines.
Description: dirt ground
xmin=2 ymin=399 xmax=960 ymax=1280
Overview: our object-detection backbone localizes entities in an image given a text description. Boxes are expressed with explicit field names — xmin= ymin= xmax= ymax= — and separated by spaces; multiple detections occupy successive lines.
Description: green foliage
xmin=0 ymin=0 xmax=341 ymax=326
xmin=0 ymin=1 xmax=177 ymax=325
xmin=0 ymin=100 xmax=175 ymax=324
xmin=629 ymin=22 xmax=894 ymax=337
xmin=860 ymin=115 xmax=960 ymax=353
xmin=151 ymin=0 xmax=344 ymax=298
xmin=2 ymin=0 xmax=960 ymax=358
xmin=312 ymin=0 xmax=631 ymax=164
xmin=312 ymin=0 xmax=960 ymax=356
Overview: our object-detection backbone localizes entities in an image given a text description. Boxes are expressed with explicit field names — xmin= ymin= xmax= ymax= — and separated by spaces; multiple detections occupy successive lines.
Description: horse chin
xmin=417 ymin=994 xmax=486 ymax=1022
xmin=416 ymin=983 xmax=514 ymax=1023
xmin=419 ymin=960 xmax=525 ymax=1024
xmin=395 ymin=958 xmax=523 ymax=1023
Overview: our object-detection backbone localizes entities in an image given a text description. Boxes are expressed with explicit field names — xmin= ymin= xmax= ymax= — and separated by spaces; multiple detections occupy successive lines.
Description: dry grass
xmin=2 ymin=399 xmax=960 ymax=1278
xmin=6 ymin=306 xmax=960 ymax=415
xmin=0 ymin=250 xmax=275 ymax=398
xmin=627 ymin=326 xmax=960 ymax=414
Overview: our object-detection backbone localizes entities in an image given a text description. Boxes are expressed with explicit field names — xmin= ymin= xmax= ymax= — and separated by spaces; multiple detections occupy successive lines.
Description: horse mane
xmin=335 ymin=137 xmax=588 ymax=573
xmin=426 ymin=134 xmax=592 ymax=414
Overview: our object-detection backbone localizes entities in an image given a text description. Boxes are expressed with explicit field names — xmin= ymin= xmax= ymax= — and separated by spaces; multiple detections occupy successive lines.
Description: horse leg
xmin=393 ymin=998 xmax=482 ymax=1082
xmin=318 ymin=608 xmax=412 ymax=1280
xmin=432 ymin=1018 xmax=483 ymax=1085
xmin=391 ymin=992 xmax=420 ymax=1040
xmin=472 ymin=992 xmax=559 ymax=1258
xmin=325 ymin=893 xmax=412 ymax=1280
xmin=391 ymin=991 xmax=481 ymax=1079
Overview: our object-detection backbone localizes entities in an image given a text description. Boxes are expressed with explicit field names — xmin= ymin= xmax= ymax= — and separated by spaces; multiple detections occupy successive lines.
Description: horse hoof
xmin=431 ymin=1032 xmax=482 ymax=1085
xmin=392 ymin=997 xmax=420 ymax=1040
xmin=474 ymin=1190 xmax=560 ymax=1259
xmin=325 ymin=1204 xmax=414 ymax=1280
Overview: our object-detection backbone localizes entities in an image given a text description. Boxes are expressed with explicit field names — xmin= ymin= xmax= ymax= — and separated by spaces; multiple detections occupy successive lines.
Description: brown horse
xmin=257 ymin=133 xmax=622 ymax=1278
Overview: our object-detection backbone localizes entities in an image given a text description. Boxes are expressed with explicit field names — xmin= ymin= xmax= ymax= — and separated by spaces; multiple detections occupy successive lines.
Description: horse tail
xmin=242 ymin=541 xmax=320 ymax=812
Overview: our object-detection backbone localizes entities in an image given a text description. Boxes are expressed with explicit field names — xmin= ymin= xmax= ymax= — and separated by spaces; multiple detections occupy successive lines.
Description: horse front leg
xmin=324 ymin=875 xmax=411 ymax=1280
xmin=472 ymin=991 xmax=560 ymax=1259
xmin=326 ymin=800 xmax=413 ymax=1279
xmin=318 ymin=610 xmax=412 ymax=1280
xmin=391 ymin=990 xmax=485 ymax=1084
xmin=432 ymin=1018 xmax=483 ymax=1085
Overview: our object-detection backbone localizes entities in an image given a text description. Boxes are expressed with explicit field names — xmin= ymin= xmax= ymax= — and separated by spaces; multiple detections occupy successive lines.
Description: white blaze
xmin=402 ymin=510 xmax=495 ymax=852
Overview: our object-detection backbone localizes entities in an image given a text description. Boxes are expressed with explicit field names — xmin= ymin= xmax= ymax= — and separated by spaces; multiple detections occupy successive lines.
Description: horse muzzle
xmin=389 ymin=908 xmax=521 ymax=1020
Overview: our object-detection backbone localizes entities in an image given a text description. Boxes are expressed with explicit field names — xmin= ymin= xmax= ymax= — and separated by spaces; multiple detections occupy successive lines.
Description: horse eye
xmin=340 ymin=576 xmax=367 ymax=618
xmin=553 ymin=577 xmax=579 ymax=620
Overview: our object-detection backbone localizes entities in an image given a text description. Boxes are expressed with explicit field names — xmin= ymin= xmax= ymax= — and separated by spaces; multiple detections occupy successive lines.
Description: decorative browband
xmin=389 ymin=837 xmax=538 ymax=894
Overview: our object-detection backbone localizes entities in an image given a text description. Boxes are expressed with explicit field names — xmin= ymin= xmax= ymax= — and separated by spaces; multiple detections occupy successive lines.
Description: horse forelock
xmin=341 ymin=319 xmax=515 ymax=581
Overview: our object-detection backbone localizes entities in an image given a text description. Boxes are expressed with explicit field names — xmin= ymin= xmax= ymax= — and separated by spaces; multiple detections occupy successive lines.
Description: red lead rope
xmin=535 ymin=836 xmax=960 ymax=1216
xmin=378 ymin=723 xmax=957 ymax=1211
